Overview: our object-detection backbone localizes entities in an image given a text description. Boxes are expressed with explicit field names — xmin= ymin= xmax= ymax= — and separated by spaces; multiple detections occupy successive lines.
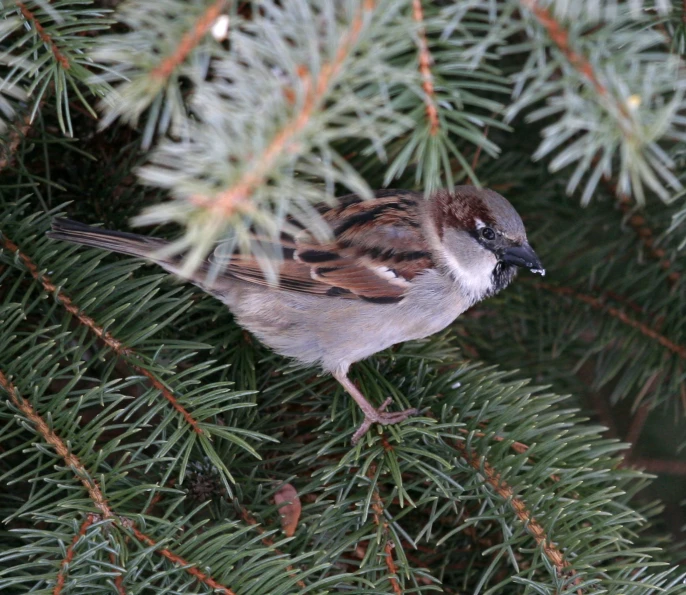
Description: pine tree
xmin=1 ymin=1 xmax=686 ymax=593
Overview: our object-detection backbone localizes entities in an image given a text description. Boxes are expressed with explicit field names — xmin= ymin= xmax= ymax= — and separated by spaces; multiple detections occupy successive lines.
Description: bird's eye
xmin=481 ymin=227 xmax=496 ymax=241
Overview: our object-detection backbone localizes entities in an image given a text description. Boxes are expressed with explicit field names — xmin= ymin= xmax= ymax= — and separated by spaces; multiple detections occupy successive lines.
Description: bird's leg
xmin=333 ymin=371 xmax=418 ymax=443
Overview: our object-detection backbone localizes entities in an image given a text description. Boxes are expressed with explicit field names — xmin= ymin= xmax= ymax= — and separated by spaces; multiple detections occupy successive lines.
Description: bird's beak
xmin=500 ymin=243 xmax=545 ymax=276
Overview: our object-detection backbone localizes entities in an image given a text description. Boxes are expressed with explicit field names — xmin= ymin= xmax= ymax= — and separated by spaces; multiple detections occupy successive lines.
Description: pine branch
xmin=509 ymin=0 xmax=686 ymax=203
xmin=520 ymin=0 xmax=625 ymax=118
xmin=54 ymin=514 xmax=98 ymax=595
xmin=191 ymin=0 xmax=375 ymax=219
xmin=129 ymin=524 xmax=236 ymax=595
xmin=150 ymin=0 xmax=227 ymax=81
xmin=15 ymin=2 xmax=70 ymax=70
xmin=454 ymin=440 xmax=583 ymax=594
xmin=368 ymin=467 xmax=403 ymax=595
xmin=0 ymin=369 xmax=115 ymax=518
xmin=411 ymin=0 xmax=439 ymax=136
xmin=0 ymin=0 xmax=111 ymax=135
xmin=0 ymin=232 xmax=204 ymax=434
xmin=535 ymin=281 xmax=686 ymax=360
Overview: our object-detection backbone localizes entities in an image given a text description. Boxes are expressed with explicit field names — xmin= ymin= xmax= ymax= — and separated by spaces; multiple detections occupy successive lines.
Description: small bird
xmin=48 ymin=186 xmax=544 ymax=443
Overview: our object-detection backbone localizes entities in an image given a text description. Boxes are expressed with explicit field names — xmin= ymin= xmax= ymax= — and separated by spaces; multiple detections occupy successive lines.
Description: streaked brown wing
xmin=215 ymin=190 xmax=433 ymax=303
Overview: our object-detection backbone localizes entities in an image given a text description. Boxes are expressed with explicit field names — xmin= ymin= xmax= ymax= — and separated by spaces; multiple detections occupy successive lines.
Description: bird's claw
xmin=351 ymin=400 xmax=419 ymax=444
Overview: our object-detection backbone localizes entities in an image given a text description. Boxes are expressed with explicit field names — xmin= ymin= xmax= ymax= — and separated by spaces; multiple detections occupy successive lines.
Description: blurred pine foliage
xmin=1 ymin=1 xmax=686 ymax=593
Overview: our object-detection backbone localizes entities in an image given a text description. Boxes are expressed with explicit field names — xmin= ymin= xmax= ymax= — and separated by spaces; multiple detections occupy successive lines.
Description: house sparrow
xmin=47 ymin=186 xmax=544 ymax=443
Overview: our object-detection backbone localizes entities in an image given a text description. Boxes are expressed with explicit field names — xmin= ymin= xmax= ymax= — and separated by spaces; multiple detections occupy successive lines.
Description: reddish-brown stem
xmin=53 ymin=514 xmax=98 ymax=595
xmin=129 ymin=524 xmax=237 ymax=594
xmin=521 ymin=1 xmax=603 ymax=95
xmin=412 ymin=0 xmax=439 ymax=135
xmin=521 ymin=0 xmax=630 ymax=125
xmin=192 ymin=0 xmax=375 ymax=216
xmin=631 ymin=458 xmax=686 ymax=475
xmin=454 ymin=442 xmax=582 ymax=593
xmin=151 ymin=0 xmax=227 ymax=80
xmin=16 ymin=2 xmax=70 ymax=69
xmin=0 ymin=370 xmax=114 ymax=518
xmin=0 ymin=234 xmax=204 ymax=433
xmin=109 ymin=551 xmax=126 ymax=595
xmin=615 ymin=192 xmax=680 ymax=286
xmin=368 ymin=470 xmax=403 ymax=595
xmin=535 ymin=281 xmax=686 ymax=359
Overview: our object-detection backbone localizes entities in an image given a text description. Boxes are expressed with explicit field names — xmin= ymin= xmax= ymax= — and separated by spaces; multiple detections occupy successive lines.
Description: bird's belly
xmin=222 ymin=280 xmax=467 ymax=373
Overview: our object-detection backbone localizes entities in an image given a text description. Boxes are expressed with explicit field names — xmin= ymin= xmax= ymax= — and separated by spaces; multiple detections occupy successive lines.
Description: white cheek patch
xmin=439 ymin=244 xmax=496 ymax=300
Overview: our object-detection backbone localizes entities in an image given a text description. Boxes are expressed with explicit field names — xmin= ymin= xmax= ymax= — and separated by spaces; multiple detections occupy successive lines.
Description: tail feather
xmin=47 ymin=218 xmax=168 ymax=260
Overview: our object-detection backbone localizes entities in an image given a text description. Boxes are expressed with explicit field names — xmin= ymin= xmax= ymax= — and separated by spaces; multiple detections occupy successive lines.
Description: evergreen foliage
xmin=1 ymin=1 xmax=686 ymax=593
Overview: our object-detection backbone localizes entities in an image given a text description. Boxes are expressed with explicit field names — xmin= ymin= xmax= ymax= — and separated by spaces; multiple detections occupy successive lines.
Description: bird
xmin=47 ymin=186 xmax=544 ymax=443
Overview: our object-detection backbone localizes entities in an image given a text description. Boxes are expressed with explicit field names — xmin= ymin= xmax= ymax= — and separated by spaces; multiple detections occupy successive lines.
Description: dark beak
xmin=500 ymin=243 xmax=545 ymax=276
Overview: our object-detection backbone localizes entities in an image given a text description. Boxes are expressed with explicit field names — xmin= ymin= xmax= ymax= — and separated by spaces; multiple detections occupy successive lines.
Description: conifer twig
xmin=16 ymin=2 xmax=70 ymax=69
xmin=454 ymin=441 xmax=582 ymax=593
xmin=108 ymin=551 xmax=126 ymax=595
xmin=129 ymin=524 xmax=237 ymax=595
xmin=0 ymin=370 xmax=114 ymax=518
xmin=151 ymin=0 xmax=227 ymax=80
xmin=54 ymin=514 xmax=98 ymax=595
xmin=368 ymin=470 xmax=403 ymax=595
xmin=597 ymin=166 xmax=680 ymax=285
xmin=191 ymin=0 xmax=375 ymax=216
xmin=0 ymin=234 xmax=204 ymax=433
xmin=412 ymin=0 xmax=439 ymax=136
xmin=520 ymin=0 xmax=621 ymax=113
xmin=535 ymin=281 xmax=686 ymax=359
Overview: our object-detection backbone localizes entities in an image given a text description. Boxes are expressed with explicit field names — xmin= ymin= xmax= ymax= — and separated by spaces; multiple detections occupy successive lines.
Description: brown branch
xmin=151 ymin=0 xmax=227 ymax=80
xmin=520 ymin=0 xmax=605 ymax=96
xmin=412 ymin=0 xmax=439 ymax=135
xmin=454 ymin=442 xmax=582 ymax=593
xmin=129 ymin=524 xmax=237 ymax=595
xmin=521 ymin=0 xmax=630 ymax=124
xmin=0 ymin=370 xmax=114 ymax=518
xmin=535 ymin=281 xmax=686 ymax=359
xmin=16 ymin=2 xmax=70 ymax=69
xmin=368 ymin=471 xmax=403 ymax=595
xmin=0 ymin=234 xmax=204 ymax=433
xmin=614 ymin=190 xmax=680 ymax=286
xmin=630 ymin=457 xmax=686 ymax=476
xmin=239 ymin=507 xmax=307 ymax=589
xmin=457 ymin=428 xmax=561 ymax=482
xmin=108 ymin=551 xmax=126 ymax=595
xmin=192 ymin=0 xmax=375 ymax=216
xmin=53 ymin=514 xmax=98 ymax=595
xmin=599 ymin=166 xmax=680 ymax=286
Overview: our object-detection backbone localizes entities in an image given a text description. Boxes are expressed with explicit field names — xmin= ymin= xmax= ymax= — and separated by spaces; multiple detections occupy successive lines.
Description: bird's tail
xmin=47 ymin=218 xmax=169 ymax=260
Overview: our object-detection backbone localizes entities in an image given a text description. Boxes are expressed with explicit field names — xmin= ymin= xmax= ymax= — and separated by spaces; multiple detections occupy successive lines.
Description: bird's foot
xmin=351 ymin=397 xmax=418 ymax=444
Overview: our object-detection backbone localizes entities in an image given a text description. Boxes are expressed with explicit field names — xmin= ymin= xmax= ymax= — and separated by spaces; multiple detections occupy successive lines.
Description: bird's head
xmin=429 ymin=186 xmax=544 ymax=301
